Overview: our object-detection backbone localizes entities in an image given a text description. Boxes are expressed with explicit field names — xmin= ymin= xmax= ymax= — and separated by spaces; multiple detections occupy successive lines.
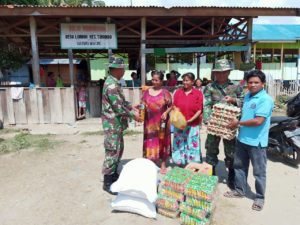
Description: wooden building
xmin=0 ymin=4 xmax=298 ymax=124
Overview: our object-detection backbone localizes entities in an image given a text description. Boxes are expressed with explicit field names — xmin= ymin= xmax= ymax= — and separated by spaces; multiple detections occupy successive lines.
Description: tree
xmin=0 ymin=0 xmax=105 ymax=6
xmin=0 ymin=0 xmax=40 ymax=4
xmin=0 ymin=40 xmax=29 ymax=72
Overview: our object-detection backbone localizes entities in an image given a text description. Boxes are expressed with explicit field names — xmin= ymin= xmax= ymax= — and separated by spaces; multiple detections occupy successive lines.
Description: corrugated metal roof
xmin=253 ymin=24 xmax=300 ymax=41
xmin=103 ymin=0 xmax=300 ymax=8
xmin=0 ymin=0 xmax=299 ymax=9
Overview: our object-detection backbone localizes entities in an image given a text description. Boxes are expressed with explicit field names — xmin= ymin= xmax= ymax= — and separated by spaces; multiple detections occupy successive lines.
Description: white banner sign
xmin=60 ymin=23 xmax=117 ymax=49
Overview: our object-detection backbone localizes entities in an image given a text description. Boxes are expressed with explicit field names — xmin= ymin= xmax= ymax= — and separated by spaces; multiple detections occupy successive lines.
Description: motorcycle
xmin=268 ymin=92 xmax=300 ymax=166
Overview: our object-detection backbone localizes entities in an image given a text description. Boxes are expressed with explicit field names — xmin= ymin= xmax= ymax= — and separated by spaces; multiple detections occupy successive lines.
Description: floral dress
xmin=142 ymin=88 xmax=172 ymax=163
xmin=172 ymin=88 xmax=203 ymax=165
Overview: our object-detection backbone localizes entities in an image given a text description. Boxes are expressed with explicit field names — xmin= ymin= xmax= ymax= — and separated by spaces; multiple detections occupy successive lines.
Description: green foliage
xmin=0 ymin=0 xmax=40 ymax=4
xmin=11 ymin=133 xmax=31 ymax=150
xmin=0 ymin=0 xmax=105 ymax=6
xmin=0 ymin=48 xmax=27 ymax=71
xmin=275 ymin=94 xmax=289 ymax=109
xmin=0 ymin=132 xmax=61 ymax=154
xmin=239 ymin=62 xmax=256 ymax=71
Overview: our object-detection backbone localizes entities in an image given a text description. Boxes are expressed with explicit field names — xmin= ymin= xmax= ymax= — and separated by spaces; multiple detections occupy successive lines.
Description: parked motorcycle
xmin=268 ymin=93 xmax=300 ymax=166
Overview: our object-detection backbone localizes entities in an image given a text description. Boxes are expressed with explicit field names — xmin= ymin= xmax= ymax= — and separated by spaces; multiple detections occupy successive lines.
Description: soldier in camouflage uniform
xmin=203 ymin=59 xmax=244 ymax=189
xmin=101 ymin=56 xmax=139 ymax=195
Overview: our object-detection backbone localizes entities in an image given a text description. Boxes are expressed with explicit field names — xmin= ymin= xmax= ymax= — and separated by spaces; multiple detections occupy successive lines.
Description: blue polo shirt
xmin=238 ymin=89 xmax=274 ymax=147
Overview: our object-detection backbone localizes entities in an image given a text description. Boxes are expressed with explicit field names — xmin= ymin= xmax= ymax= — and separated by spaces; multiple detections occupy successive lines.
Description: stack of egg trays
xmin=207 ymin=103 xmax=240 ymax=140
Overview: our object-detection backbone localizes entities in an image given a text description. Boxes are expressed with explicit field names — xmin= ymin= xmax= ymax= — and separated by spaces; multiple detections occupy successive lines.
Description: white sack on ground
xmin=111 ymin=193 xmax=157 ymax=219
xmin=110 ymin=158 xmax=159 ymax=203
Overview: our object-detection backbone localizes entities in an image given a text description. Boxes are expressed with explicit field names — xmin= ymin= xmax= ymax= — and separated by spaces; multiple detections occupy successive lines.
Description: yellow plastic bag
xmin=170 ymin=107 xmax=187 ymax=130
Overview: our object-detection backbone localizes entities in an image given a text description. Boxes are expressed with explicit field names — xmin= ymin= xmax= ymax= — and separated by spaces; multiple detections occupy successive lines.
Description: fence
xmin=0 ymin=87 xmax=76 ymax=125
xmin=266 ymin=80 xmax=300 ymax=99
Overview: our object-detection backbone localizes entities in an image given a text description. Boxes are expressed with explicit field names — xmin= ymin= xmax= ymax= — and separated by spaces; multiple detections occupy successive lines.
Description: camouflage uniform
xmin=203 ymin=80 xmax=244 ymax=167
xmin=101 ymin=75 xmax=134 ymax=175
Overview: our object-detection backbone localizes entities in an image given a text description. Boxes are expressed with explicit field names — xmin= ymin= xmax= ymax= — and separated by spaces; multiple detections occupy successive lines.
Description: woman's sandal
xmin=223 ymin=190 xmax=244 ymax=198
xmin=252 ymin=199 xmax=264 ymax=211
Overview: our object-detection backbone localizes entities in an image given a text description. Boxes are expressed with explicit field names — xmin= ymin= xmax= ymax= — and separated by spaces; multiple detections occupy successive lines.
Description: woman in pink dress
xmin=141 ymin=70 xmax=172 ymax=173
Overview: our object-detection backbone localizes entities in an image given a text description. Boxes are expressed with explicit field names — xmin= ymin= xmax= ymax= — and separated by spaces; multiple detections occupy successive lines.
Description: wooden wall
xmin=0 ymin=87 xmax=143 ymax=125
xmin=85 ymin=87 xmax=142 ymax=118
xmin=0 ymin=87 xmax=76 ymax=125
xmin=87 ymin=86 xmax=101 ymax=117
xmin=123 ymin=88 xmax=142 ymax=106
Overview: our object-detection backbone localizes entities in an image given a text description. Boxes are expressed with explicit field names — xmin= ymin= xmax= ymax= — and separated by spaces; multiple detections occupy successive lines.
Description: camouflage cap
xmin=212 ymin=59 xmax=233 ymax=72
xmin=108 ymin=56 xmax=126 ymax=69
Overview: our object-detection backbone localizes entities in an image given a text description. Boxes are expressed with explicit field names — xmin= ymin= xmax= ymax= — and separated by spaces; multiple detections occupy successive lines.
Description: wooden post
xmin=246 ymin=18 xmax=253 ymax=63
xmin=29 ymin=16 xmax=40 ymax=86
xmin=253 ymin=43 xmax=256 ymax=61
xmin=66 ymin=17 xmax=74 ymax=87
xmin=211 ymin=18 xmax=214 ymax=35
xmin=297 ymin=49 xmax=300 ymax=89
xmin=141 ymin=17 xmax=146 ymax=86
xmin=180 ymin=17 xmax=183 ymax=36
xmin=196 ymin=53 xmax=200 ymax=79
xmin=166 ymin=54 xmax=170 ymax=72
xmin=107 ymin=17 xmax=113 ymax=60
xmin=280 ymin=43 xmax=284 ymax=80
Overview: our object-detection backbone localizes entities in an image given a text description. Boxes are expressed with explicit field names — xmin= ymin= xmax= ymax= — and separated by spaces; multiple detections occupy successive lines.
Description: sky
xmin=102 ymin=0 xmax=300 ymax=24
xmin=253 ymin=16 xmax=300 ymax=25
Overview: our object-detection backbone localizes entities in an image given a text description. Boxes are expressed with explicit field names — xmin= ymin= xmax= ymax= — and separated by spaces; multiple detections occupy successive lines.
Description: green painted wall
xmin=256 ymin=42 xmax=300 ymax=49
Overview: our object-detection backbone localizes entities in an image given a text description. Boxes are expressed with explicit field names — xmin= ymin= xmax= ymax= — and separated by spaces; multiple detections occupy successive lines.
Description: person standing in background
xmin=194 ymin=78 xmax=203 ymax=91
xmin=46 ymin=72 xmax=56 ymax=87
xmin=77 ymin=81 xmax=87 ymax=119
xmin=166 ymin=70 xmax=179 ymax=87
xmin=128 ymin=72 xmax=141 ymax=87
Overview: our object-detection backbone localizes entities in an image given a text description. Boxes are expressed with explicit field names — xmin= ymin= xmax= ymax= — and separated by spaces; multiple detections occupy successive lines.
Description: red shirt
xmin=166 ymin=79 xmax=177 ymax=87
xmin=173 ymin=88 xmax=203 ymax=126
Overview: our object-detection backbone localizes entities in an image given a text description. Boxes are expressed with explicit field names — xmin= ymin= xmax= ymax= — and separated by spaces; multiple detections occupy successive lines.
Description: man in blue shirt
xmin=224 ymin=70 xmax=274 ymax=211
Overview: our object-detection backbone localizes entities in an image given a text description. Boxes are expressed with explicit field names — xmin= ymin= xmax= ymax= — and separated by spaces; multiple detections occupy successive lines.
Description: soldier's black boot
xmin=103 ymin=175 xmax=117 ymax=195
xmin=111 ymin=172 xmax=119 ymax=182
xmin=227 ymin=168 xmax=235 ymax=190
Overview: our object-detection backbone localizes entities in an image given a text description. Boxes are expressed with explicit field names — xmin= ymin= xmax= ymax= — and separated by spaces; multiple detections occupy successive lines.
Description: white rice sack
xmin=111 ymin=193 xmax=157 ymax=219
xmin=110 ymin=158 xmax=159 ymax=203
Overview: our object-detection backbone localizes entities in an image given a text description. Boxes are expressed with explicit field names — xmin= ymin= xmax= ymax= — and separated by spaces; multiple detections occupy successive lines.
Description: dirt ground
xmin=0 ymin=118 xmax=299 ymax=225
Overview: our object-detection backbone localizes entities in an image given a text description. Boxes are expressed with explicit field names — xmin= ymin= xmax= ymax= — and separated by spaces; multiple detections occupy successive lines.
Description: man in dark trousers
xmin=203 ymin=59 xmax=244 ymax=189
xmin=224 ymin=70 xmax=274 ymax=211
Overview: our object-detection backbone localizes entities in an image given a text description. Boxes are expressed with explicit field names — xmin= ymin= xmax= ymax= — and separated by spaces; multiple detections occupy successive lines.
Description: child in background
xmin=77 ymin=82 xmax=87 ymax=119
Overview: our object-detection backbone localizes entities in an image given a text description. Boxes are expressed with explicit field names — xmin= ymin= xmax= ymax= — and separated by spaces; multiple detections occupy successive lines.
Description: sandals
xmin=223 ymin=190 xmax=244 ymax=198
xmin=252 ymin=199 xmax=264 ymax=211
xmin=224 ymin=191 xmax=264 ymax=211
